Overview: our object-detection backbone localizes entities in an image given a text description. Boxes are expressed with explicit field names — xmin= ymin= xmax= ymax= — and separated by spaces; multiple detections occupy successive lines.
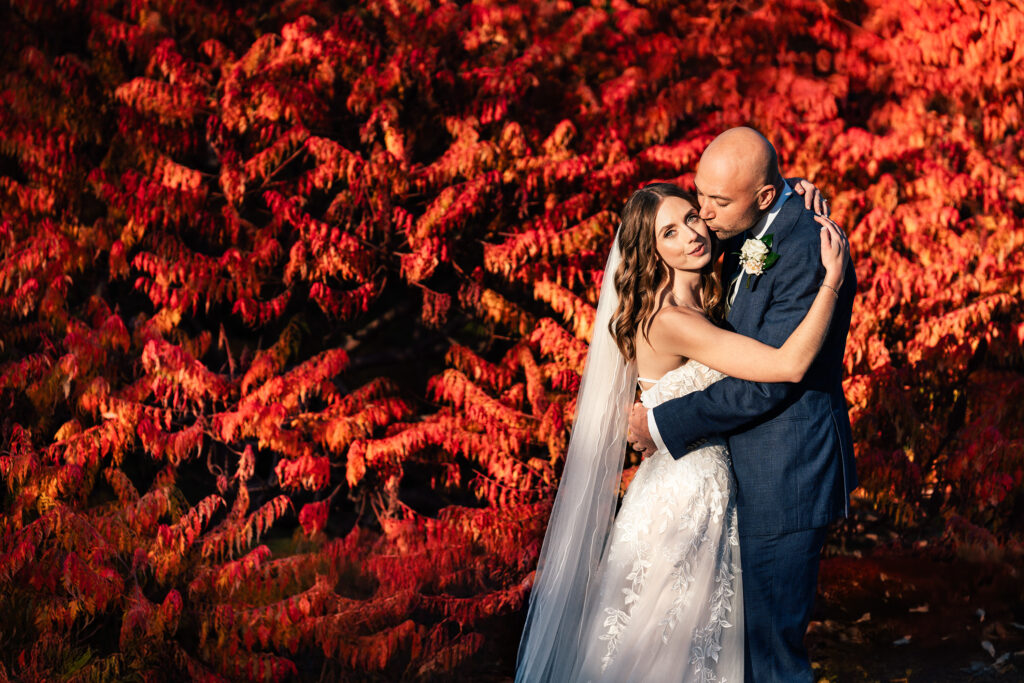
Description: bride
xmin=515 ymin=182 xmax=848 ymax=682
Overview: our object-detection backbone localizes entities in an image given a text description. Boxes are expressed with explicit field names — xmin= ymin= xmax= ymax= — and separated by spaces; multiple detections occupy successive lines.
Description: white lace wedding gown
xmin=570 ymin=360 xmax=744 ymax=682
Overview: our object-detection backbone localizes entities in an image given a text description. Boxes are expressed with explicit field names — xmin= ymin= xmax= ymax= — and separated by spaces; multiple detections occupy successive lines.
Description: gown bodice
xmin=639 ymin=359 xmax=724 ymax=406
xmin=639 ymin=360 xmax=727 ymax=450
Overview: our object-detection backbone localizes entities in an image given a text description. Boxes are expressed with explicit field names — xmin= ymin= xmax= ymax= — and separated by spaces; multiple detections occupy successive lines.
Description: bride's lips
xmin=689 ymin=242 xmax=707 ymax=256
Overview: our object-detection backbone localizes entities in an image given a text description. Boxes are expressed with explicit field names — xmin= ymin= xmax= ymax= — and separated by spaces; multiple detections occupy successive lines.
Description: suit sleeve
xmin=652 ymin=224 xmax=825 ymax=456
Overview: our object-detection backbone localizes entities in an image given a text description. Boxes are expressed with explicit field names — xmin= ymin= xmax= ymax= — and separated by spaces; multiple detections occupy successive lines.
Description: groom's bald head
xmin=694 ymin=127 xmax=784 ymax=239
xmin=703 ymin=127 xmax=782 ymax=189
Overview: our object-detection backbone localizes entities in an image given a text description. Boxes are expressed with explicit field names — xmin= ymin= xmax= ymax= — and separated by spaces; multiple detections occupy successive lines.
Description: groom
xmin=627 ymin=127 xmax=857 ymax=682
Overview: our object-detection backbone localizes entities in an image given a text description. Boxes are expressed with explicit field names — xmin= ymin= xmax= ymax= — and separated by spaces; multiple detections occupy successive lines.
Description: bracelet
xmin=820 ymin=283 xmax=840 ymax=298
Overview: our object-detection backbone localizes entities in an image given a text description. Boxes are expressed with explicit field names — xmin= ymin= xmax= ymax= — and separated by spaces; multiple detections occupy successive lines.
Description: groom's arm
xmin=651 ymin=225 xmax=826 ymax=456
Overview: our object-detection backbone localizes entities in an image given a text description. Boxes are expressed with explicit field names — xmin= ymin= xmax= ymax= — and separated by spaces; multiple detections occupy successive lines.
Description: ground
xmin=810 ymin=552 xmax=1024 ymax=682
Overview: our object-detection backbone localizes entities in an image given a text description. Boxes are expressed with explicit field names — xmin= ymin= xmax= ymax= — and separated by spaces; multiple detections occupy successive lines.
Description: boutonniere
xmin=737 ymin=234 xmax=779 ymax=288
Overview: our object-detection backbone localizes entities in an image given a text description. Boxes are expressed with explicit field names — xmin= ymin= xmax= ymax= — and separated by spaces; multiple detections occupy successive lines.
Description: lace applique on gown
xmin=570 ymin=361 xmax=744 ymax=683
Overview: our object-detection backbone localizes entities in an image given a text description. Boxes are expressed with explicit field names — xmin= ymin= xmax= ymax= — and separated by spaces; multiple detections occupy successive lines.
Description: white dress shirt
xmin=646 ymin=181 xmax=793 ymax=454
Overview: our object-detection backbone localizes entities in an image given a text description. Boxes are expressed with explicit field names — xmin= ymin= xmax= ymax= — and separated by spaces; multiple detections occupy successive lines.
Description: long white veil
xmin=515 ymin=232 xmax=636 ymax=681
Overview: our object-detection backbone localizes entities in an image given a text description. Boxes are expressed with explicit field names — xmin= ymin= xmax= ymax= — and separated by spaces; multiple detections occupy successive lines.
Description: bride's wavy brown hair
xmin=609 ymin=183 xmax=725 ymax=360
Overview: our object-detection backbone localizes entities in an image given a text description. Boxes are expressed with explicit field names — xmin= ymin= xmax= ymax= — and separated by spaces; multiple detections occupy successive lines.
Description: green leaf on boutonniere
xmin=759 ymin=233 xmax=779 ymax=271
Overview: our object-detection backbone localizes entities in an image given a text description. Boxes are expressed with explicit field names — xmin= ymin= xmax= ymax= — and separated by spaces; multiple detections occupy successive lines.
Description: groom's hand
xmin=627 ymin=403 xmax=657 ymax=457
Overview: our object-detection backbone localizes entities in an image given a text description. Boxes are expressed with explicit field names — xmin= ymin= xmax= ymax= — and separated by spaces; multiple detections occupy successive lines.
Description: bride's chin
xmin=681 ymin=257 xmax=712 ymax=273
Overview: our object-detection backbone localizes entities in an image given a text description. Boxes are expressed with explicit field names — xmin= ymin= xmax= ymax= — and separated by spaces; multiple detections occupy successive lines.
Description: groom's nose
xmin=699 ymin=202 xmax=714 ymax=220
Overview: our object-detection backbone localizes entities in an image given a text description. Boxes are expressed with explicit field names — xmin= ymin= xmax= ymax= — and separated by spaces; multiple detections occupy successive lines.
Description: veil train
xmin=515 ymin=232 xmax=636 ymax=681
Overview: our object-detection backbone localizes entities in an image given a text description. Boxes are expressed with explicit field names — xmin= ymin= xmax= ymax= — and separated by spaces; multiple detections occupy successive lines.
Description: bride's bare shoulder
xmin=649 ymin=305 xmax=710 ymax=335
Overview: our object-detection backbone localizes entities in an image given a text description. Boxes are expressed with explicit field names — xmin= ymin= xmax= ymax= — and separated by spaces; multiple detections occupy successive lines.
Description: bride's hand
xmin=792 ymin=178 xmax=830 ymax=216
xmin=816 ymin=215 xmax=848 ymax=291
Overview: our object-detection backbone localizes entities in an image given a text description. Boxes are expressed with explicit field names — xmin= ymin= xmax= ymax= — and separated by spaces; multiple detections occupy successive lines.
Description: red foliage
xmin=1 ymin=0 xmax=1022 ymax=679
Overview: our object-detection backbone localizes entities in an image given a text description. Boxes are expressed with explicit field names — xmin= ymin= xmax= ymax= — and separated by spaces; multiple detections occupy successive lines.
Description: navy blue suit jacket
xmin=652 ymin=192 xmax=857 ymax=537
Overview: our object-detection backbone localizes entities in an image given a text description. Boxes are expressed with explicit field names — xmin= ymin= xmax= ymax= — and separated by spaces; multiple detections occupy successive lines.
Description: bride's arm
xmin=650 ymin=217 xmax=848 ymax=383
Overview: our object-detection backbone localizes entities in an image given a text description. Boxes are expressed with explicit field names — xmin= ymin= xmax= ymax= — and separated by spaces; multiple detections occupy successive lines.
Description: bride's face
xmin=653 ymin=196 xmax=712 ymax=273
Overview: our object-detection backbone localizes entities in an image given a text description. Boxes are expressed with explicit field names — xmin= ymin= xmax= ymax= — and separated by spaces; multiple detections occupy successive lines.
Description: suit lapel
xmin=725 ymin=193 xmax=806 ymax=325
xmin=722 ymin=235 xmax=742 ymax=282
xmin=722 ymin=235 xmax=742 ymax=323
xmin=765 ymin=191 xmax=805 ymax=245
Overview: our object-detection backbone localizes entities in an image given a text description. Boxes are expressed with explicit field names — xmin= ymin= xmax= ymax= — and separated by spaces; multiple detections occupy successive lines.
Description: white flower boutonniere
xmin=737 ymin=234 xmax=779 ymax=288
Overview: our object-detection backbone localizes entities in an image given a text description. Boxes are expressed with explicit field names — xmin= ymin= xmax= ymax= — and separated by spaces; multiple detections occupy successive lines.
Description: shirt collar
xmin=750 ymin=180 xmax=793 ymax=239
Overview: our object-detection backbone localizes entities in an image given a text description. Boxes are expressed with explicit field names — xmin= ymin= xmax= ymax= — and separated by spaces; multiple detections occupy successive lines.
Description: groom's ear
xmin=755 ymin=184 xmax=777 ymax=211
